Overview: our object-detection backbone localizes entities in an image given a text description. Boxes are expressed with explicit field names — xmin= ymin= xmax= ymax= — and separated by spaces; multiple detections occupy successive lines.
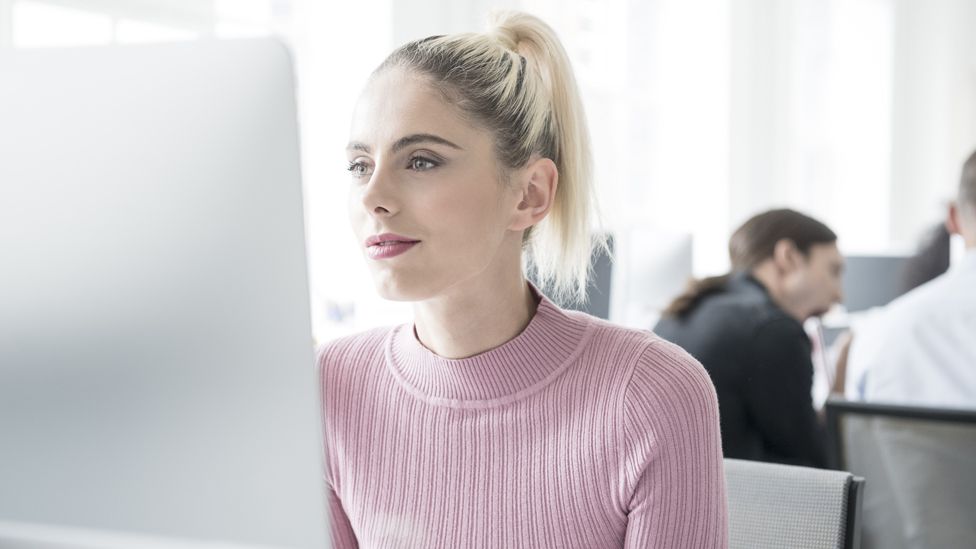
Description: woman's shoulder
xmin=620 ymin=330 xmax=720 ymax=449
xmin=596 ymin=319 xmax=722 ymax=486
xmin=634 ymin=335 xmax=715 ymax=395
xmin=580 ymin=315 xmax=712 ymax=390
xmin=568 ymin=311 xmax=653 ymax=346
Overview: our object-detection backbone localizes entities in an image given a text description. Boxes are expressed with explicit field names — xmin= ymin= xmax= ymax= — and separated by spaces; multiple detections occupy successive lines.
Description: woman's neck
xmin=412 ymin=271 xmax=539 ymax=360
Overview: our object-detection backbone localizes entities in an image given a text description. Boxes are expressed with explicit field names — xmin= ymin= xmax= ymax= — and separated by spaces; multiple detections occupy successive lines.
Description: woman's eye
xmin=408 ymin=156 xmax=438 ymax=171
xmin=347 ymin=160 xmax=371 ymax=178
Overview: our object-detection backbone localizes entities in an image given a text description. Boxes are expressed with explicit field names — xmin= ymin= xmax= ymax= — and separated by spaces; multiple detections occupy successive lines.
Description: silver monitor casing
xmin=0 ymin=39 xmax=328 ymax=548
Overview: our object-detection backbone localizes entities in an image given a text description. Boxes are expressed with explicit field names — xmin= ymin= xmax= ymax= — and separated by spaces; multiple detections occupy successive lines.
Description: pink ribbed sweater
xmin=317 ymin=293 xmax=728 ymax=548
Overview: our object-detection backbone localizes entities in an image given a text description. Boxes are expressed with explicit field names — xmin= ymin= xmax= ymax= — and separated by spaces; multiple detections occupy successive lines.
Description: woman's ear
xmin=509 ymin=157 xmax=558 ymax=232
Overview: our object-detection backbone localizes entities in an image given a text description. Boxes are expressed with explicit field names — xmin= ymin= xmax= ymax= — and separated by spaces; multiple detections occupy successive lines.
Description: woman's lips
xmin=366 ymin=240 xmax=419 ymax=260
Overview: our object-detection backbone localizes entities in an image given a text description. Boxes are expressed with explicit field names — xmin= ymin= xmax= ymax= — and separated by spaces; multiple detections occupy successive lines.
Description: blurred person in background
xmin=655 ymin=209 xmax=845 ymax=468
xmin=899 ymin=221 xmax=952 ymax=294
xmin=846 ymin=150 xmax=976 ymax=409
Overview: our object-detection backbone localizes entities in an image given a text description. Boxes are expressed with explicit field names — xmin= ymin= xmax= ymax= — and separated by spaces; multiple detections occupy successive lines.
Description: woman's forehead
xmin=349 ymin=69 xmax=472 ymax=149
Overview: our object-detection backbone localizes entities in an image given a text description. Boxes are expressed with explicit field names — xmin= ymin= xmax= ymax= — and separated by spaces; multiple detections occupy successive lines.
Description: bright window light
xmin=12 ymin=1 xmax=112 ymax=48
xmin=115 ymin=19 xmax=198 ymax=44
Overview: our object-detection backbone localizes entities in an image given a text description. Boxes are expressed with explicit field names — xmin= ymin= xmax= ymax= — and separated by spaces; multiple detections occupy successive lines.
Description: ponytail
xmin=662 ymin=274 xmax=731 ymax=318
xmin=487 ymin=12 xmax=604 ymax=304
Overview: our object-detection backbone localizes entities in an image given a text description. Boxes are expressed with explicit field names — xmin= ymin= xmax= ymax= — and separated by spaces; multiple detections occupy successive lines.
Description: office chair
xmin=825 ymin=398 xmax=976 ymax=549
xmin=725 ymin=458 xmax=864 ymax=549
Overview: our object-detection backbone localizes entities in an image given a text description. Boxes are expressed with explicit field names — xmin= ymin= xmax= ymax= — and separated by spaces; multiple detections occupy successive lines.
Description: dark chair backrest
xmin=824 ymin=398 xmax=976 ymax=549
xmin=724 ymin=458 xmax=864 ymax=549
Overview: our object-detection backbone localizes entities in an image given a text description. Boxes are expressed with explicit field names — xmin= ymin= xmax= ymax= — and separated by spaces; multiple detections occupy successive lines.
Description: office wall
xmin=0 ymin=1 xmax=11 ymax=48
xmin=890 ymin=0 xmax=976 ymax=243
xmin=730 ymin=0 xmax=976 ymax=254
xmin=730 ymin=0 xmax=896 ymax=253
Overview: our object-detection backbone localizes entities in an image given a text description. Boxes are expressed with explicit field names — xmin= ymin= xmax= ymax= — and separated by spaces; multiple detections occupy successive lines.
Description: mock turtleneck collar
xmin=385 ymin=288 xmax=595 ymax=409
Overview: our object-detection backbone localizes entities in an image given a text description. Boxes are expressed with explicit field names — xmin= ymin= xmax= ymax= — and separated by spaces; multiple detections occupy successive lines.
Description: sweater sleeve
xmin=621 ymin=339 xmax=728 ymax=548
xmin=327 ymin=484 xmax=359 ymax=548
xmin=317 ymin=341 xmax=361 ymax=549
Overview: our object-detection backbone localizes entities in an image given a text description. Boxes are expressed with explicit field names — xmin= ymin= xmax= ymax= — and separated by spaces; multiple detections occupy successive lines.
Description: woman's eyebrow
xmin=346 ymin=141 xmax=371 ymax=153
xmin=392 ymin=134 xmax=463 ymax=153
xmin=345 ymin=134 xmax=464 ymax=155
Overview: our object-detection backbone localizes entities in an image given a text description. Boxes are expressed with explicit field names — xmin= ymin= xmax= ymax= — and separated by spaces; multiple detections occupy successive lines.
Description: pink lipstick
xmin=365 ymin=233 xmax=420 ymax=260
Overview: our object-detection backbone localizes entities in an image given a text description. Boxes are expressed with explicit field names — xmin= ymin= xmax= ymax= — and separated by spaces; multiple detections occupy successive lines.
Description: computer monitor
xmin=0 ymin=40 xmax=328 ymax=548
xmin=841 ymin=254 xmax=912 ymax=313
xmin=532 ymin=229 xmax=693 ymax=327
xmin=610 ymin=228 xmax=693 ymax=330
xmin=532 ymin=234 xmax=615 ymax=319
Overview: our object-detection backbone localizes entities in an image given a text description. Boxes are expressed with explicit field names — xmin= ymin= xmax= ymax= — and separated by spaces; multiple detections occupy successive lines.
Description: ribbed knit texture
xmin=318 ymin=293 xmax=728 ymax=548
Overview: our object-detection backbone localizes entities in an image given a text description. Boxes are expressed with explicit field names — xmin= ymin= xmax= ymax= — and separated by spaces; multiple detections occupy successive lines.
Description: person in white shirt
xmin=846 ymin=149 xmax=976 ymax=409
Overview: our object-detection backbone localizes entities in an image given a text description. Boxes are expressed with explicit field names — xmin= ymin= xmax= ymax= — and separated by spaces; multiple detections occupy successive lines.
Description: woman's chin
xmin=372 ymin=277 xmax=433 ymax=302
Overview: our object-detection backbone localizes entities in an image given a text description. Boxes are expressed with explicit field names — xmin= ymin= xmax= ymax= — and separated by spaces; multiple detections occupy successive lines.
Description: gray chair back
xmin=825 ymin=398 xmax=976 ymax=549
xmin=725 ymin=458 xmax=864 ymax=549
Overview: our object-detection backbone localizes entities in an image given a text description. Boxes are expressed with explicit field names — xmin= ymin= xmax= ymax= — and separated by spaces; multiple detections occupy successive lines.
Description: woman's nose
xmin=360 ymin=166 xmax=397 ymax=217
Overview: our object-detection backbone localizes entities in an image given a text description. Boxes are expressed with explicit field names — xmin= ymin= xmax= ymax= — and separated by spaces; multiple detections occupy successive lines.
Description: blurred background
xmin=4 ymin=0 xmax=974 ymax=342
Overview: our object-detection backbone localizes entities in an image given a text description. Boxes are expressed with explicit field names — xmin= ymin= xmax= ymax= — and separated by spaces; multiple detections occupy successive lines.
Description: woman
xmin=319 ymin=12 xmax=727 ymax=548
xmin=655 ymin=209 xmax=845 ymax=468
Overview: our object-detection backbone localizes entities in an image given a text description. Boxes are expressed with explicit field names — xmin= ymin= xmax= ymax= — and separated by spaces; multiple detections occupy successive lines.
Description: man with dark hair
xmin=655 ymin=209 xmax=845 ymax=468
xmin=847 ymin=150 xmax=976 ymax=408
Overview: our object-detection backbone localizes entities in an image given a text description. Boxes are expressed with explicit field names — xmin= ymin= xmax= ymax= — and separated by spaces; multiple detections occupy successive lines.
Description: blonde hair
xmin=375 ymin=11 xmax=605 ymax=304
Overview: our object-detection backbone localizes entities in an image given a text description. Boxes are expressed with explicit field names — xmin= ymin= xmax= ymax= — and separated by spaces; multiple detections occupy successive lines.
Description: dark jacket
xmin=654 ymin=273 xmax=827 ymax=468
